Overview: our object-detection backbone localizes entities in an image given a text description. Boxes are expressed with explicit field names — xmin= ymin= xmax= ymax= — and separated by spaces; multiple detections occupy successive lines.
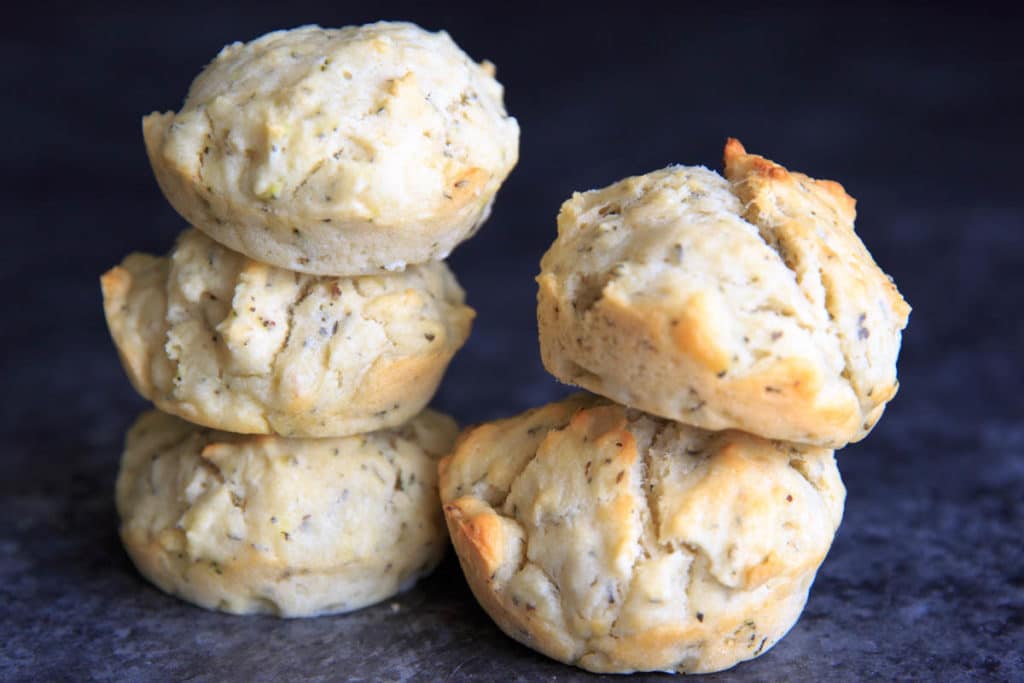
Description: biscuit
xmin=537 ymin=140 xmax=909 ymax=447
xmin=101 ymin=228 xmax=473 ymax=437
xmin=439 ymin=394 xmax=844 ymax=673
xmin=143 ymin=22 xmax=519 ymax=275
xmin=117 ymin=408 xmax=457 ymax=617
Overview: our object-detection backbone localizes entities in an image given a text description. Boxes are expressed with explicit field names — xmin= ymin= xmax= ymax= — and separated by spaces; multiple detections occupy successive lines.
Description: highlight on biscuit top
xmin=537 ymin=139 xmax=910 ymax=448
xmin=142 ymin=21 xmax=520 ymax=276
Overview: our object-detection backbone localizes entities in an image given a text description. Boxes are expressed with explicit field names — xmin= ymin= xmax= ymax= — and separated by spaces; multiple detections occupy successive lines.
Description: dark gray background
xmin=2 ymin=2 xmax=1022 ymax=681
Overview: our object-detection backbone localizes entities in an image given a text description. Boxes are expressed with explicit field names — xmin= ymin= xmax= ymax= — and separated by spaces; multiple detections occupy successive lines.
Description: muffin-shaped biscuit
xmin=101 ymin=228 xmax=473 ymax=437
xmin=440 ymin=394 xmax=845 ymax=674
xmin=143 ymin=22 xmax=519 ymax=275
xmin=537 ymin=140 xmax=909 ymax=448
xmin=117 ymin=408 xmax=457 ymax=617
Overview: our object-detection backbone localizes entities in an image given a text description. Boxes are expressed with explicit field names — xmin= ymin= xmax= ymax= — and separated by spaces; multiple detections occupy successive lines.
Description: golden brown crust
xmin=723 ymin=139 xmax=910 ymax=437
xmin=537 ymin=141 xmax=909 ymax=447
xmin=439 ymin=394 xmax=845 ymax=673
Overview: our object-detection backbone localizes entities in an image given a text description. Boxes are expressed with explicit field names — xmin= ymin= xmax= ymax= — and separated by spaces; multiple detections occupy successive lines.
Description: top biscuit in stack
xmin=143 ymin=22 xmax=520 ymax=276
xmin=537 ymin=139 xmax=910 ymax=448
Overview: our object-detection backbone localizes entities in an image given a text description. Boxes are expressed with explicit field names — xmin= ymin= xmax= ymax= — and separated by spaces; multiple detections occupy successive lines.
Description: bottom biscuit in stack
xmin=439 ymin=393 xmax=844 ymax=674
xmin=116 ymin=408 xmax=457 ymax=617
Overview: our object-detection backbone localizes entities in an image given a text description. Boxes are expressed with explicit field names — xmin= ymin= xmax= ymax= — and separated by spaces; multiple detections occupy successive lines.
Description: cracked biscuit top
xmin=101 ymin=228 xmax=473 ymax=437
xmin=537 ymin=139 xmax=910 ymax=448
xmin=117 ymin=408 xmax=456 ymax=616
xmin=143 ymin=22 xmax=519 ymax=275
xmin=439 ymin=394 xmax=844 ymax=674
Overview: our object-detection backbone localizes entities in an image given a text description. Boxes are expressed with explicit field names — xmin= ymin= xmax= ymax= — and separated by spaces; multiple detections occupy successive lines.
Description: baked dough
xmin=117 ymin=408 xmax=457 ymax=617
xmin=537 ymin=140 xmax=909 ymax=447
xmin=143 ymin=22 xmax=519 ymax=275
xmin=439 ymin=394 xmax=844 ymax=673
xmin=101 ymin=228 xmax=473 ymax=437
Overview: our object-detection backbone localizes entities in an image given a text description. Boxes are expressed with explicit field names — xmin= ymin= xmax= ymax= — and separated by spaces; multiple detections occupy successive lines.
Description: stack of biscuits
xmin=101 ymin=22 xmax=519 ymax=617
xmin=439 ymin=139 xmax=909 ymax=673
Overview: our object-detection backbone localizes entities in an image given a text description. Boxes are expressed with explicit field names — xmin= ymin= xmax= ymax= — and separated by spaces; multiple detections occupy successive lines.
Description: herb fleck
xmin=857 ymin=312 xmax=870 ymax=340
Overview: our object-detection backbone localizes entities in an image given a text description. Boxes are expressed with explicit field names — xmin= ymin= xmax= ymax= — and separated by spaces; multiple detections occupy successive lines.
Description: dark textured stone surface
xmin=2 ymin=2 xmax=1022 ymax=681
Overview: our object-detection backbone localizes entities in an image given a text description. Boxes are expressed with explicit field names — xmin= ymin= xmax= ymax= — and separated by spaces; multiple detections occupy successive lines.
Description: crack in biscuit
xmin=786 ymin=454 xmax=818 ymax=493
xmin=724 ymin=140 xmax=908 ymax=436
xmin=268 ymin=273 xmax=317 ymax=384
xmin=817 ymin=264 xmax=857 ymax=388
xmin=731 ymin=187 xmax=858 ymax=407
xmin=605 ymin=418 xmax=666 ymax=638
xmin=196 ymin=454 xmax=226 ymax=484
xmin=481 ymin=406 xmax=582 ymax=510
xmin=198 ymin=109 xmax=215 ymax=190
xmin=572 ymin=271 xmax=615 ymax=315
xmin=640 ymin=421 xmax=668 ymax=551
xmin=292 ymin=155 xmax=329 ymax=198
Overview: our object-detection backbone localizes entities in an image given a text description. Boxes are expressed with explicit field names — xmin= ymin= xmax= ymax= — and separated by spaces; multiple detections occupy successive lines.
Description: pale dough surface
xmin=102 ymin=228 xmax=473 ymax=437
xmin=538 ymin=139 xmax=909 ymax=447
xmin=440 ymin=394 xmax=845 ymax=673
xmin=117 ymin=408 xmax=457 ymax=617
xmin=144 ymin=22 xmax=519 ymax=275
